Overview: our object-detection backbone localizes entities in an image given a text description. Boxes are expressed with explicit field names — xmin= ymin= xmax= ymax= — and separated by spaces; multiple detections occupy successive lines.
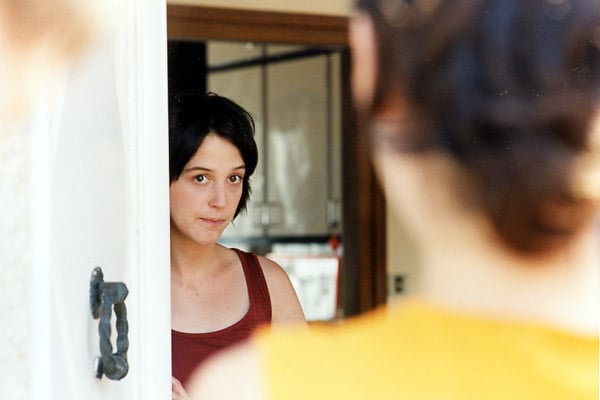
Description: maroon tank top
xmin=171 ymin=249 xmax=272 ymax=388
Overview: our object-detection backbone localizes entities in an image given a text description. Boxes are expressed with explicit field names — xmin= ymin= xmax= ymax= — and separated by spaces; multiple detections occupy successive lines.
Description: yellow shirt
xmin=255 ymin=299 xmax=598 ymax=399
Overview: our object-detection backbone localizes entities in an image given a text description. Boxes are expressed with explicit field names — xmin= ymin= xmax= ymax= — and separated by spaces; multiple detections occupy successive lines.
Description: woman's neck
xmin=170 ymin=232 xmax=224 ymax=279
xmin=417 ymin=219 xmax=600 ymax=335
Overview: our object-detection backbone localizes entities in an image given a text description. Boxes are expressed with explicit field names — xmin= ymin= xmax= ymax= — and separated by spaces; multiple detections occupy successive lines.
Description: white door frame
xmin=29 ymin=0 xmax=171 ymax=398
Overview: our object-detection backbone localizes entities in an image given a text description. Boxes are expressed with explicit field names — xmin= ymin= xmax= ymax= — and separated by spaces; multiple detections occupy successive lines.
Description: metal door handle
xmin=89 ymin=266 xmax=129 ymax=380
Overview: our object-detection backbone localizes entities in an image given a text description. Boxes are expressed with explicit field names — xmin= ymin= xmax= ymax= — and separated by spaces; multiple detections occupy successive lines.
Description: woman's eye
xmin=194 ymin=175 xmax=207 ymax=183
xmin=229 ymin=175 xmax=243 ymax=184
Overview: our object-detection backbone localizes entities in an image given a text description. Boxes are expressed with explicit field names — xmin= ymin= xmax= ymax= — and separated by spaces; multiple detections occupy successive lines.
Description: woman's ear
xmin=349 ymin=12 xmax=378 ymax=113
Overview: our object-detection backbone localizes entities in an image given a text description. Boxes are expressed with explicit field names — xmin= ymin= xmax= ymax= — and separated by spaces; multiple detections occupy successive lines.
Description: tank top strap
xmin=233 ymin=248 xmax=272 ymax=321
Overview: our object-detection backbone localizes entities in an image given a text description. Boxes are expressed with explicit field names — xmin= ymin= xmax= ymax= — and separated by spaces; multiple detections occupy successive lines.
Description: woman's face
xmin=169 ymin=133 xmax=245 ymax=246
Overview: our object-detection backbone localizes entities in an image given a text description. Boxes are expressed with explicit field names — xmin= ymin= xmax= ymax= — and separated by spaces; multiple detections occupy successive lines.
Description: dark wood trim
xmin=167 ymin=5 xmax=349 ymax=46
xmin=340 ymin=50 xmax=387 ymax=316
xmin=370 ymin=171 xmax=388 ymax=308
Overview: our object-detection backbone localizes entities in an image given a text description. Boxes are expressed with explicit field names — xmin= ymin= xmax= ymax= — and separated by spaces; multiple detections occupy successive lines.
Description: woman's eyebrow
xmin=183 ymin=165 xmax=246 ymax=173
xmin=183 ymin=166 xmax=211 ymax=173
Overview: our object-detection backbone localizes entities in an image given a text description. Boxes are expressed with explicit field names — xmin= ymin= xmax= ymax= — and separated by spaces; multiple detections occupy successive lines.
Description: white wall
xmin=168 ymin=0 xmax=352 ymax=16
xmin=387 ymin=211 xmax=420 ymax=299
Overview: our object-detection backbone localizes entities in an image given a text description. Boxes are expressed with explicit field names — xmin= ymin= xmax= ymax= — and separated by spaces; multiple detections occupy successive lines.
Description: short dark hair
xmin=357 ymin=0 xmax=600 ymax=255
xmin=169 ymin=92 xmax=258 ymax=219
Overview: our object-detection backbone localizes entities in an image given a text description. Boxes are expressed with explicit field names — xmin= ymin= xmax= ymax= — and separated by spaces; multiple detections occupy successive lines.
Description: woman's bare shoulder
xmin=255 ymin=254 xmax=289 ymax=280
xmin=256 ymin=254 xmax=307 ymax=325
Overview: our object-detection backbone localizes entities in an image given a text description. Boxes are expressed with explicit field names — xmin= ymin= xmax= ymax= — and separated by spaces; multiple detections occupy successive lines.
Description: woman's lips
xmin=200 ymin=217 xmax=226 ymax=228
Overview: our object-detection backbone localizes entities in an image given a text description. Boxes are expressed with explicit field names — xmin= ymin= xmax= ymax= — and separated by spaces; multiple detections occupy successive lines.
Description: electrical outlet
xmin=392 ymin=274 xmax=404 ymax=294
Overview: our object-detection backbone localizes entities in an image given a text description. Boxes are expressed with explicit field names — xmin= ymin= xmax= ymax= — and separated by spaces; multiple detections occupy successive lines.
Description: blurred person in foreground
xmin=188 ymin=0 xmax=600 ymax=398
xmin=0 ymin=0 xmax=109 ymax=127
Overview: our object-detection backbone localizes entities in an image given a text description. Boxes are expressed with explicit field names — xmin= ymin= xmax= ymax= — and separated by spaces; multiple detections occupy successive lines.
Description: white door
xmin=29 ymin=1 xmax=171 ymax=399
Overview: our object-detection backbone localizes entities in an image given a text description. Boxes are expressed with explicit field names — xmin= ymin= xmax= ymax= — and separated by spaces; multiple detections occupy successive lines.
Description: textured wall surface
xmin=0 ymin=123 xmax=30 ymax=400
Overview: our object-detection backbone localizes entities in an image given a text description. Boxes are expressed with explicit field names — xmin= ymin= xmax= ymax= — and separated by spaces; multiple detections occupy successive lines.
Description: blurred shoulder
xmin=188 ymin=341 xmax=266 ymax=400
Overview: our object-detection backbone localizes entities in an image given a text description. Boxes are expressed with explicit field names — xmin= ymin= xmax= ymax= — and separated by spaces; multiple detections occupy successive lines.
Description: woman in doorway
xmin=188 ymin=0 xmax=600 ymax=399
xmin=169 ymin=93 xmax=305 ymax=399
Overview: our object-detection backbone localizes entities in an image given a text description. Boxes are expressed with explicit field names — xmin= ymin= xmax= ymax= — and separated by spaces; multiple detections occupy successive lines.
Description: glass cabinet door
xmin=266 ymin=55 xmax=329 ymax=236
xmin=210 ymin=42 xmax=343 ymax=240
xmin=209 ymin=65 xmax=265 ymax=239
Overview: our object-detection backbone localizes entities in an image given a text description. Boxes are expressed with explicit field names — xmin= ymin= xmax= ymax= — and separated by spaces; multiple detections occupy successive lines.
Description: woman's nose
xmin=208 ymin=184 xmax=226 ymax=208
